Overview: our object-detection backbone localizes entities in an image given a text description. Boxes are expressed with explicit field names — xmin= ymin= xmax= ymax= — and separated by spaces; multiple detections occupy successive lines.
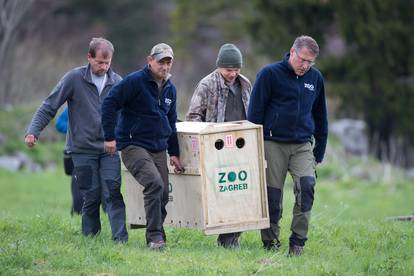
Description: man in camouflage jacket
xmin=186 ymin=44 xmax=251 ymax=123
xmin=186 ymin=43 xmax=252 ymax=248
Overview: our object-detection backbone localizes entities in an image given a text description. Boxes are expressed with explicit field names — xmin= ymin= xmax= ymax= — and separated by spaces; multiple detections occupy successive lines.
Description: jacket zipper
xmin=294 ymin=75 xmax=300 ymax=140
xmin=157 ymin=82 xmax=163 ymax=142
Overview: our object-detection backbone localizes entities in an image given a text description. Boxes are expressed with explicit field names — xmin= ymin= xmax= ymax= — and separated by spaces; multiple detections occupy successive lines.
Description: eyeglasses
xmin=294 ymin=49 xmax=316 ymax=67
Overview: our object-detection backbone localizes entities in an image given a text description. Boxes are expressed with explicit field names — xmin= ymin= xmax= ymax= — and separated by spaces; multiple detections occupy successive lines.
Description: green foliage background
xmin=2 ymin=0 xmax=414 ymax=165
xmin=172 ymin=0 xmax=414 ymax=165
xmin=0 ymin=105 xmax=64 ymax=166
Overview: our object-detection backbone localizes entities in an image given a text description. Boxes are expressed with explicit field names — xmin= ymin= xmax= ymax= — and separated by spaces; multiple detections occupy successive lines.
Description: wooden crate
xmin=124 ymin=120 xmax=269 ymax=235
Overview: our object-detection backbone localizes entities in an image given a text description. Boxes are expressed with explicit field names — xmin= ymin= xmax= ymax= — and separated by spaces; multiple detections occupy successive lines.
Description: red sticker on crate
xmin=224 ymin=134 xmax=234 ymax=148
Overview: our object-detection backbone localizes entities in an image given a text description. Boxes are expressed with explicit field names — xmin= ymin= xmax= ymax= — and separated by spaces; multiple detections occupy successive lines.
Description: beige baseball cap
xmin=150 ymin=43 xmax=174 ymax=61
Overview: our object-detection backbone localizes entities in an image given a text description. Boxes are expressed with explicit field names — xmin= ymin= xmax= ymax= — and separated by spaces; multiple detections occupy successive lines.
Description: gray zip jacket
xmin=26 ymin=65 xmax=122 ymax=154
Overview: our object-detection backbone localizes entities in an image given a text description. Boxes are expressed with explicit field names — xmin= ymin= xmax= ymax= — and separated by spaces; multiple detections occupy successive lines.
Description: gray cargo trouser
xmin=261 ymin=141 xmax=316 ymax=247
xmin=71 ymin=152 xmax=128 ymax=242
xmin=121 ymin=145 xmax=169 ymax=244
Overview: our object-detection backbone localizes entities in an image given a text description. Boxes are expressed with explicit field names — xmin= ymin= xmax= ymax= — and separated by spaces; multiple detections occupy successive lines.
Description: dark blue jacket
xmin=248 ymin=53 xmax=328 ymax=162
xmin=101 ymin=65 xmax=179 ymax=156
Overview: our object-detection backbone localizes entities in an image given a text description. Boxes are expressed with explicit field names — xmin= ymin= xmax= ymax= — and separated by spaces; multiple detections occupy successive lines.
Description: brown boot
xmin=148 ymin=240 xmax=166 ymax=251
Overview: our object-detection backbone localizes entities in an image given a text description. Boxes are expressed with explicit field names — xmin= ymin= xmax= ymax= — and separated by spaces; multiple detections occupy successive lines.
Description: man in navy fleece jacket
xmin=101 ymin=43 xmax=183 ymax=250
xmin=248 ymin=35 xmax=328 ymax=256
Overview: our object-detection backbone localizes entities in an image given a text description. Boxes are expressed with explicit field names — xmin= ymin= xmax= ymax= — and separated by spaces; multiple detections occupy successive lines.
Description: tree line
xmin=172 ymin=0 xmax=414 ymax=167
xmin=1 ymin=0 xmax=413 ymax=166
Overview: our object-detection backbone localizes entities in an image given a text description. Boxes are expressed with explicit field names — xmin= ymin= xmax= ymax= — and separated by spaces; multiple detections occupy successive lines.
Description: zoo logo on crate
xmin=216 ymin=167 xmax=250 ymax=194
xmin=168 ymin=182 xmax=173 ymax=202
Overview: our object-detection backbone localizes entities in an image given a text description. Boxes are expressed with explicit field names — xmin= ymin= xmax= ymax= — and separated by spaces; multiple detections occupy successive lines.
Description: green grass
xmin=1 ymin=168 xmax=414 ymax=275
xmin=0 ymin=104 xmax=65 ymax=166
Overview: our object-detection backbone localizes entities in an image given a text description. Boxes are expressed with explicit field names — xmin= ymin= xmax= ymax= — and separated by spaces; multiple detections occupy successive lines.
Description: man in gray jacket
xmin=186 ymin=43 xmax=251 ymax=248
xmin=25 ymin=37 xmax=128 ymax=243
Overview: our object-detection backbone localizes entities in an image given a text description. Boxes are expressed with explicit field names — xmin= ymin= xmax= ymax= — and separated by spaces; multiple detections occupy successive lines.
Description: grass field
xmin=1 ymin=165 xmax=414 ymax=275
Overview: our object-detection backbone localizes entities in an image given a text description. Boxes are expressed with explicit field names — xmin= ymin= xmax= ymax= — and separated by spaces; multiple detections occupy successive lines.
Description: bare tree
xmin=0 ymin=0 xmax=35 ymax=105
xmin=0 ymin=0 xmax=68 ymax=106
xmin=0 ymin=0 xmax=36 ymax=64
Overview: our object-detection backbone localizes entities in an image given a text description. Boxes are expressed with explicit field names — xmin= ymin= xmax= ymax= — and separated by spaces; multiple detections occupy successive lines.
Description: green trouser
xmin=261 ymin=141 xmax=316 ymax=247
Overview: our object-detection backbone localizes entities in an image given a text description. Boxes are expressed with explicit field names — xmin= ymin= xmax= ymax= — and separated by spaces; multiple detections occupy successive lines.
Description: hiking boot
xmin=217 ymin=233 xmax=241 ymax=249
xmin=218 ymin=239 xmax=240 ymax=249
xmin=263 ymin=240 xmax=281 ymax=251
xmin=288 ymin=244 xmax=304 ymax=256
xmin=148 ymin=240 xmax=166 ymax=251
xmin=227 ymin=237 xmax=241 ymax=249
xmin=231 ymin=237 xmax=240 ymax=249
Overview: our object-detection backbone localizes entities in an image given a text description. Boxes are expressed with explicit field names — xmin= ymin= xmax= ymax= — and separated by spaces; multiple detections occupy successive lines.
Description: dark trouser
xmin=71 ymin=152 xmax=128 ymax=242
xmin=70 ymin=172 xmax=108 ymax=215
xmin=64 ymin=152 xmax=107 ymax=215
xmin=70 ymin=174 xmax=83 ymax=215
xmin=64 ymin=152 xmax=82 ymax=215
xmin=121 ymin=145 xmax=169 ymax=244
xmin=261 ymin=141 xmax=316 ymax=247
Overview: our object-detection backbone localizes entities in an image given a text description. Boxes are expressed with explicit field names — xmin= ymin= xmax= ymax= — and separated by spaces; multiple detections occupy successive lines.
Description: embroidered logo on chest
xmin=165 ymin=98 xmax=172 ymax=105
xmin=304 ymin=83 xmax=315 ymax=91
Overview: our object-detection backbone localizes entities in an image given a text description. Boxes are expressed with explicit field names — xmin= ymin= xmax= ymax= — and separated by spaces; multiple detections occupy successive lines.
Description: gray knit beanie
xmin=216 ymin=43 xmax=243 ymax=68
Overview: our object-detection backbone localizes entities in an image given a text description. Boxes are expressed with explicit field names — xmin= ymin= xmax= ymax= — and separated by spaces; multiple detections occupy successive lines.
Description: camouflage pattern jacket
xmin=186 ymin=70 xmax=251 ymax=122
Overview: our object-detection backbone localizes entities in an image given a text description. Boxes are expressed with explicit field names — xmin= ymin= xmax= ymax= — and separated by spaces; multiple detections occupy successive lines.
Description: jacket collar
xmin=83 ymin=64 xmax=117 ymax=85
xmin=282 ymin=52 xmax=314 ymax=77
xmin=143 ymin=64 xmax=172 ymax=88
xmin=214 ymin=69 xmax=227 ymax=90
xmin=282 ymin=53 xmax=295 ymax=74
xmin=214 ymin=69 xmax=251 ymax=91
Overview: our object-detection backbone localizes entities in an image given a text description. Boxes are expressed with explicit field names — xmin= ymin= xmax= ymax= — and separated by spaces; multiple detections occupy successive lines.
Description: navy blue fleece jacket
xmin=101 ymin=65 xmax=179 ymax=156
xmin=248 ymin=53 xmax=328 ymax=163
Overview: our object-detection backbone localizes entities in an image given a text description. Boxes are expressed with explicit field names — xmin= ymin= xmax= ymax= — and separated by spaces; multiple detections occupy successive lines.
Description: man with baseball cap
xmin=186 ymin=43 xmax=252 ymax=248
xmin=150 ymin=43 xmax=174 ymax=61
xmin=101 ymin=42 xmax=183 ymax=250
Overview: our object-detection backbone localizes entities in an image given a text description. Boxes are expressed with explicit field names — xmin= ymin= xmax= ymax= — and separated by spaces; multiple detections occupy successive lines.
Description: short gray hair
xmin=292 ymin=35 xmax=319 ymax=57
xmin=88 ymin=37 xmax=114 ymax=58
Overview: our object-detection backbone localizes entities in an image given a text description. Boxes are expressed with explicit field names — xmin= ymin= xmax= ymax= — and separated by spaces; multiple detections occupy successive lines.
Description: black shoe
xmin=288 ymin=244 xmax=304 ymax=256
xmin=263 ymin=240 xmax=281 ymax=251
xmin=218 ymin=235 xmax=240 ymax=249
xmin=231 ymin=237 xmax=240 ymax=249
xmin=218 ymin=240 xmax=239 ymax=249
